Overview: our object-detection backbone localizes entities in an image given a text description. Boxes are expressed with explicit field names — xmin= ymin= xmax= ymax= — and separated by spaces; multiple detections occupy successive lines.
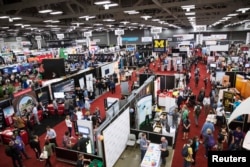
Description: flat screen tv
xmin=210 ymin=63 xmax=217 ymax=68
xmin=78 ymin=126 xmax=90 ymax=135
xmin=52 ymin=79 xmax=75 ymax=93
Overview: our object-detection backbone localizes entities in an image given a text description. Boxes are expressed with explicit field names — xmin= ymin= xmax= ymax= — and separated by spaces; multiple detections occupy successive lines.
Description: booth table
xmin=141 ymin=143 xmax=161 ymax=167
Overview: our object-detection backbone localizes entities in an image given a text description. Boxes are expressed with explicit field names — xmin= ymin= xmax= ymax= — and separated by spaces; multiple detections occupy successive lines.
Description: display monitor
xmin=3 ymin=106 xmax=15 ymax=118
xmin=245 ymin=64 xmax=250 ymax=68
xmin=210 ymin=63 xmax=217 ymax=68
xmin=52 ymin=79 xmax=75 ymax=93
xmin=78 ymin=126 xmax=90 ymax=135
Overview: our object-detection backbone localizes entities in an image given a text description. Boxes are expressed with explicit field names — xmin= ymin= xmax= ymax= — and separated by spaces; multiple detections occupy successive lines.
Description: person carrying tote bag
xmin=43 ymin=140 xmax=53 ymax=167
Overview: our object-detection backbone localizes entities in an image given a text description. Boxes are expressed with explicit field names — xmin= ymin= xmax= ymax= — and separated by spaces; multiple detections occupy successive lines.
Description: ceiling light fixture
xmin=104 ymin=3 xmax=118 ymax=10
xmin=50 ymin=11 xmax=63 ymax=15
xmin=12 ymin=17 xmax=22 ymax=20
xmin=124 ymin=10 xmax=139 ymax=15
xmin=79 ymin=15 xmax=95 ymax=21
xmin=94 ymin=0 xmax=111 ymax=5
xmin=185 ymin=12 xmax=195 ymax=16
xmin=0 ymin=16 xmax=9 ymax=19
xmin=152 ymin=19 xmax=160 ymax=22
xmin=140 ymin=15 xmax=152 ymax=20
xmin=120 ymin=21 xmax=129 ymax=25
xmin=103 ymin=19 xmax=115 ymax=22
xmin=9 ymin=18 xmax=13 ymax=22
xmin=236 ymin=8 xmax=250 ymax=13
xmin=181 ymin=5 xmax=195 ymax=12
xmin=38 ymin=9 xmax=52 ymax=14
xmin=227 ymin=13 xmax=238 ymax=17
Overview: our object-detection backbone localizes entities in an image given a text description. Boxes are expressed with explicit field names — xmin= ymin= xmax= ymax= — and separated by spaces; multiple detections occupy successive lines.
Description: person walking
xmin=29 ymin=135 xmax=42 ymax=161
xmin=65 ymin=115 xmax=73 ymax=137
xmin=160 ymin=137 xmax=168 ymax=165
xmin=203 ymin=128 xmax=215 ymax=158
xmin=183 ymin=139 xmax=194 ymax=167
xmin=191 ymin=136 xmax=200 ymax=166
xmin=32 ymin=103 xmax=41 ymax=125
xmin=5 ymin=141 xmax=23 ymax=167
xmin=182 ymin=116 xmax=191 ymax=140
xmin=140 ymin=133 xmax=149 ymax=161
xmin=203 ymin=94 xmax=211 ymax=116
xmin=43 ymin=140 xmax=53 ymax=167
xmin=76 ymin=153 xmax=91 ymax=167
xmin=12 ymin=132 xmax=31 ymax=160
xmin=193 ymin=102 xmax=202 ymax=127
xmin=52 ymin=99 xmax=58 ymax=117
xmin=45 ymin=126 xmax=58 ymax=152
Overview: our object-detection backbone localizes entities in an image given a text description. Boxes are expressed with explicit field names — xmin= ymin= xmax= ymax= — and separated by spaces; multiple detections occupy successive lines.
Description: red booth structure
xmin=29 ymin=110 xmax=43 ymax=125
xmin=0 ymin=128 xmax=29 ymax=145
xmin=47 ymin=104 xmax=65 ymax=115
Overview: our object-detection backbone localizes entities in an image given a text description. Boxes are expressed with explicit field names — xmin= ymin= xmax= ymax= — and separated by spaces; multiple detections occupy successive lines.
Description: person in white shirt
xmin=45 ymin=126 xmax=58 ymax=151
xmin=32 ymin=103 xmax=40 ymax=125
xmin=216 ymin=106 xmax=225 ymax=128
xmin=65 ymin=115 xmax=73 ymax=137
xmin=203 ymin=95 xmax=211 ymax=116
xmin=76 ymin=108 xmax=83 ymax=120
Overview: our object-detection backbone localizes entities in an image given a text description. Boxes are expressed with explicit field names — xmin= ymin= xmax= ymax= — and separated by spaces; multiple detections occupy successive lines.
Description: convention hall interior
xmin=0 ymin=0 xmax=250 ymax=167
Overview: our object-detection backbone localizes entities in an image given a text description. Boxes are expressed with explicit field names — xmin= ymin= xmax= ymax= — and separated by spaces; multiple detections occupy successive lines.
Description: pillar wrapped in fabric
xmin=240 ymin=80 xmax=247 ymax=98
xmin=242 ymin=80 xmax=250 ymax=98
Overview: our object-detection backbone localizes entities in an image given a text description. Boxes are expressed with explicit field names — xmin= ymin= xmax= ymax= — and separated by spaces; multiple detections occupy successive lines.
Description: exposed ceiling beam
xmin=72 ymin=0 xmax=87 ymax=11
xmin=66 ymin=3 xmax=75 ymax=14
xmin=0 ymin=0 xmax=71 ymax=12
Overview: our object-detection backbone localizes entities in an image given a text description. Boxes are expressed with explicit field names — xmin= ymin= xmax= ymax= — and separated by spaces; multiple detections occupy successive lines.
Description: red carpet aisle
xmin=171 ymin=62 xmax=212 ymax=167
xmin=0 ymin=76 xmax=132 ymax=167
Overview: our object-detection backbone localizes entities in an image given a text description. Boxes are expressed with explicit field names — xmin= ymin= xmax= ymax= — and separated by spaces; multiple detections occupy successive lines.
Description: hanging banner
xmin=35 ymin=36 xmax=42 ymax=50
xmin=246 ymin=32 xmax=250 ymax=44
xmin=244 ymin=22 xmax=250 ymax=30
xmin=115 ymin=29 xmax=124 ymax=36
xmin=117 ymin=35 xmax=122 ymax=46
xmin=151 ymin=27 xmax=162 ymax=34
xmin=196 ymin=34 xmax=203 ymax=45
xmin=152 ymin=39 xmax=166 ymax=52
xmin=223 ymin=91 xmax=234 ymax=112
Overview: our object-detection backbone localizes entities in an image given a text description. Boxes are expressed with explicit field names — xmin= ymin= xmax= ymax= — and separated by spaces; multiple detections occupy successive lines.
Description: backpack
xmin=181 ymin=145 xmax=189 ymax=157
xmin=207 ymin=135 xmax=216 ymax=147
xmin=195 ymin=105 xmax=201 ymax=116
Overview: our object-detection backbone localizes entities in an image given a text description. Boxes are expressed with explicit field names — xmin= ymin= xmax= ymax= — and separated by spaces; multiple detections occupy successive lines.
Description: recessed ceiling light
xmin=185 ymin=12 xmax=195 ymax=16
xmin=227 ymin=13 xmax=238 ymax=17
xmin=94 ymin=0 xmax=111 ymax=5
xmin=0 ymin=16 xmax=9 ymax=19
xmin=50 ymin=11 xmax=63 ymax=15
xmin=38 ymin=9 xmax=52 ymax=14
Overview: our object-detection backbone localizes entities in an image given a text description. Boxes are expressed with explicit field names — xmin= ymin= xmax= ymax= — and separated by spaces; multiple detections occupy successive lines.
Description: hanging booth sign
xmin=194 ymin=25 xmax=207 ymax=32
xmin=84 ymin=31 xmax=92 ymax=37
xmin=223 ymin=91 xmax=234 ymax=112
xmin=244 ymin=22 xmax=250 ymax=30
xmin=151 ymin=27 xmax=162 ymax=34
xmin=56 ymin=34 xmax=64 ymax=39
xmin=16 ymin=37 xmax=22 ymax=42
xmin=152 ymin=39 xmax=166 ymax=52
xmin=115 ymin=29 xmax=124 ymax=36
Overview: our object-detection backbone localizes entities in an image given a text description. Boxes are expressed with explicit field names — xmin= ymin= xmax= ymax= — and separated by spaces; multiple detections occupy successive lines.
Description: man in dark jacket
xmin=5 ymin=141 xmax=23 ymax=167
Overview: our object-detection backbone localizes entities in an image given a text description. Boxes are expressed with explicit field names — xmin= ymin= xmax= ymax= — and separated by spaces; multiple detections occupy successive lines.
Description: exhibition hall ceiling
xmin=0 ymin=0 xmax=250 ymax=37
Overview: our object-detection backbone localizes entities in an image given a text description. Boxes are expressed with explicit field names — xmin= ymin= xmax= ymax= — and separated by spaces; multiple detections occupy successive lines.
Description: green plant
xmin=7 ymin=85 xmax=15 ymax=95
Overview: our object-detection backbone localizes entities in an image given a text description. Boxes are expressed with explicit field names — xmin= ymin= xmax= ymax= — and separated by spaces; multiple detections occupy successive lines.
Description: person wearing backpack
xmin=193 ymin=102 xmax=202 ymax=127
xmin=182 ymin=139 xmax=194 ymax=167
xmin=203 ymin=128 xmax=215 ymax=158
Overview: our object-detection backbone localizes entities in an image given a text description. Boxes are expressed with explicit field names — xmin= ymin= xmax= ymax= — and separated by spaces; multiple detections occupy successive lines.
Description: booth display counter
xmin=0 ymin=128 xmax=28 ymax=145
xmin=141 ymin=143 xmax=161 ymax=167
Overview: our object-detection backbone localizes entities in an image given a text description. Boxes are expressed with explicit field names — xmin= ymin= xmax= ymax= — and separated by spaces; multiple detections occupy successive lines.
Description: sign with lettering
xmin=194 ymin=25 xmax=207 ymax=32
xmin=223 ymin=91 xmax=234 ymax=112
xmin=16 ymin=37 xmax=22 ymax=42
xmin=152 ymin=39 xmax=166 ymax=52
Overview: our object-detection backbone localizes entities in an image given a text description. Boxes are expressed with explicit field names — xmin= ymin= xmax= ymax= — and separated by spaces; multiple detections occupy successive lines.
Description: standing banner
xmin=223 ymin=91 xmax=234 ymax=112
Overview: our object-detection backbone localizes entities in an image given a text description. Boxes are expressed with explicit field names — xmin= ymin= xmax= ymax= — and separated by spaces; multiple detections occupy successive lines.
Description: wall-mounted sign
xmin=152 ymin=39 xmax=166 ymax=52
xmin=84 ymin=31 xmax=92 ymax=37
xmin=115 ymin=29 xmax=124 ymax=36
xmin=151 ymin=27 xmax=162 ymax=34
